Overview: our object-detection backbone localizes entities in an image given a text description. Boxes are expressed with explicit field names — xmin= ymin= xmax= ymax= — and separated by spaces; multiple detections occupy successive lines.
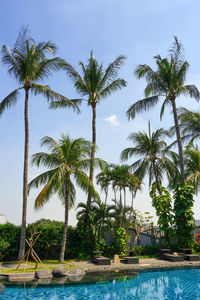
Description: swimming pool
xmin=1 ymin=268 xmax=200 ymax=299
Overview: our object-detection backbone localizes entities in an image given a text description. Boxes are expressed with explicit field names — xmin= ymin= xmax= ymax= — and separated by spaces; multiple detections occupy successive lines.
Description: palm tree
xmin=28 ymin=135 xmax=102 ymax=262
xmin=176 ymin=108 xmax=200 ymax=143
xmin=121 ymin=122 xmax=175 ymax=194
xmin=185 ymin=144 xmax=200 ymax=193
xmin=51 ymin=52 xmax=127 ymax=205
xmin=0 ymin=29 xmax=79 ymax=260
xmin=96 ymin=165 xmax=112 ymax=205
xmin=126 ymin=37 xmax=200 ymax=185
xmin=109 ymin=199 xmax=132 ymax=227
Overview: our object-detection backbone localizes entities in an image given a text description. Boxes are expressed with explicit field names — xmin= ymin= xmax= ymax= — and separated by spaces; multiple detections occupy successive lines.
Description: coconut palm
xmin=51 ymin=52 xmax=127 ymax=205
xmin=28 ymin=135 xmax=102 ymax=262
xmin=0 ymin=29 xmax=79 ymax=260
xmin=121 ymin=122 xmax=176 ymax=194
xmin=126 ymin=37 xmax=200 ymax=185
xmin=176 ymin=108 xmax=200 ymax=143
xmin=185 ymin=144 xmax=200 ymax=193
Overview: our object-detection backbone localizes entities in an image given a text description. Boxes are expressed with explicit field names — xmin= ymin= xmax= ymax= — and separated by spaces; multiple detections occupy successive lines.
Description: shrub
xmin=131 ymin=244 xmax=163 ymax=256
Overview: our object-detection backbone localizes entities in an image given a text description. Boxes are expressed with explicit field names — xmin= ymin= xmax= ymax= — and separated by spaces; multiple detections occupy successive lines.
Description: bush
xmin=131 ymin=244 xmax=164 ymax=256
xmin=0 ymin=219 xmax=80 ymax=261
xmin=0 ymin=223 xmax=20 ymax=260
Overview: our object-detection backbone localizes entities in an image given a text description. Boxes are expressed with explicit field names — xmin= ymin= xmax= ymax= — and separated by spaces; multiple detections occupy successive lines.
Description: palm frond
xmin=126 ymin=96 xmax=159 ymax=120
xmin=0 ymin=89 xmax=20 ymax=116
xmin=31 ymin=83 xmax=80 ymax=112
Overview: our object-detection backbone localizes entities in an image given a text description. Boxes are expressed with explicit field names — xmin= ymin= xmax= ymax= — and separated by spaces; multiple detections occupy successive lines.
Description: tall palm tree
xmin=28 ymin=135 xmax=101 ymax=262
xmin=0 ymin=29 xmax=79 ymax=260
xmin=121 ymin=122 xmax=175 ymax=194
xmin=126 ymin=37 xmax=200 ymax=185
xmin=51 ymin=52 xmax=127 ymax=205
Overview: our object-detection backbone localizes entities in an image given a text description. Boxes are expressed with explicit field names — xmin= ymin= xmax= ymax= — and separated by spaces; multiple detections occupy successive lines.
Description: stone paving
xmin=1 ymin=258 xmax=200 ymax=281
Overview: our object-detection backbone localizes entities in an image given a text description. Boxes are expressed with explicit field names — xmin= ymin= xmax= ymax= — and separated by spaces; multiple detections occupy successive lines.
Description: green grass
xmin=42 ymin=260 xmax=73 ymax=264
xmin=1 ymin=264 xmax=76 ymax=274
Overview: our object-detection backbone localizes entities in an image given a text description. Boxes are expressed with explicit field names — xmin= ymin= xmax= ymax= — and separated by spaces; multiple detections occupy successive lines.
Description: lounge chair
xmin=162 ymin=253 xmax=184 ymax=262
xmin=179 ymin=248 xmax=192 ymax=254
xmin=119 ymin=252 xmax=139 ymax=264
xmin=93 ymin=256 xmax=111 ymax=265
xmin=178 ymin=248 xmax=200 ymax=261
xmin=183 ymin=254 xmax=200 ymax=261
xmin=91 ymin=251 xmax=111 ymax=265
xmin=158 ymin=249 xmax=172 ymax=259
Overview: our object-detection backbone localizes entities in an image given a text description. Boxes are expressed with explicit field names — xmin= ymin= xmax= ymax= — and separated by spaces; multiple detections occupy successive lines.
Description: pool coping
xmin=1 ymin=259 xmax=200 ymax=281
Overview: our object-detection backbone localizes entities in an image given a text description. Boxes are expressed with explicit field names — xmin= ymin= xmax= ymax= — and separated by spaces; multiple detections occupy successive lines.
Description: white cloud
xmin=104 ymin=115 xmax=120 ymax=127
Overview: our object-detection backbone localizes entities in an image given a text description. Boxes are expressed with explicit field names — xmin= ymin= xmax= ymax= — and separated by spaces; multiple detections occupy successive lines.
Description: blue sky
xmin=1 ymin=0 xmax=200 ymax=225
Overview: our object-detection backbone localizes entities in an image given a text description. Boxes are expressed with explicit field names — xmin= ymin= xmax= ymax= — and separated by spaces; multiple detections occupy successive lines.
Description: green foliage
xmin=114 ymin=227 xmax=128 ymax=254
xmin=173 ymin=183 xmax=195 ymax=247
xmin=0 ymin=223 xmax=20 ymax=260
xmin=0 ymin=239 xmax=10 ymax=258
xmin=131 ymin=244 xmax=164 ymax=256
xmin=0 ymin=220 xmax=80 ymax=261
xmin=150 ymin=183 xmax=174 ymax=246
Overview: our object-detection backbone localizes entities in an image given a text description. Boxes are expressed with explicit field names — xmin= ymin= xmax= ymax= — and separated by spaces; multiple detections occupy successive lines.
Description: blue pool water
xmin=1 ymin=268 xmax=200 ymax=299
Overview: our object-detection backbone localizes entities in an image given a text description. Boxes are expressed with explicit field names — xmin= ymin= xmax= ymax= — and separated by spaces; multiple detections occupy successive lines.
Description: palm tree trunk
xmin=87 ymin=104 xmax=96 ymax=206
xmin=18 ymin=89 xmax=29 ymax=260
xmin=59 ymin=178 xmax=70 ymax=262
xmin=124 ymin=188 xmax=126 ymax=207
xmin=171 ymin=99 xmax=185 ymax=185
xmin=105 ymin=188 xmax=108 ymax=205
xmin=152 ymin=161 xmax=162 ymax=195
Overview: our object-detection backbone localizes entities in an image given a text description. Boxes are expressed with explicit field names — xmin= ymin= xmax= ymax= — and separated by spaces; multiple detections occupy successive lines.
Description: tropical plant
xmin=51 ymin=52 xmax=127 ymax=205
xmin=185 ymin=144 xmax=200 ymax=193
xmin=109 ymin=199 xmax=132 ymax=227
xmin=173 ymin=183 xmax=195 ymax=248
xmin=121 ymin=122 xmax=175 ymax=194
xmin=109 ymin=164 xmax=141 ymax=207
xmin=28 ymin=135 xmax=103 ymax=262
xmin=0 ymin=29 xmax=79 ymax=259
xmin=150 ymin=182 xmax=174 ymax=246
xmin=96 ymin=165 xmax=112 ymax=205
xmin=126 ymin=37 xmax=200 ymax=185
xmin=176 ymin=108 xmax=200 ymax=143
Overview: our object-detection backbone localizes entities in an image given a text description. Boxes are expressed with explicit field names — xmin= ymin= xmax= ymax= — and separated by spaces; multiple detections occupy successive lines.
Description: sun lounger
xmin=162 ymin=253 xmax=184 ymax=262
xmin=119 ymin=254 xmax=139 ymax=264
xmin=158 ymin=249 xmax=172 ymax=259
xmin=183 ymin=254 xmax=200 ymax=261
xmin=93 ymin=256 xmax=111 ymax=265
xmin=179 ymin=248 xmax=192 ymax=254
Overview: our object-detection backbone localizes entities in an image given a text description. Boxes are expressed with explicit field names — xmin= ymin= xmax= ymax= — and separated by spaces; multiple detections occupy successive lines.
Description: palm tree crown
xmin=126 ymin=37 xmax=200 ymax=185
xmin=121 ymin=122 xmax=175 ymax=194
xmin=28 ymin=135 xmax=102 ymax=261
xmin=185 ymin=144 xmax=200 ymax=193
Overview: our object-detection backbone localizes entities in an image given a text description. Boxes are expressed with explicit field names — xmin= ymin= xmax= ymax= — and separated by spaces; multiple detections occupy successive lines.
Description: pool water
xmin=1 ymin=268 xmax=200 ymax=299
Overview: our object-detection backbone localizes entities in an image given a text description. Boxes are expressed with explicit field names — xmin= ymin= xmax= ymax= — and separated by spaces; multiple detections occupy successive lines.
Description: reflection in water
xmin=0 ymin=284 xmax=4 ymax=294
xmin=0 ymin=268 xmax=200 ymax=299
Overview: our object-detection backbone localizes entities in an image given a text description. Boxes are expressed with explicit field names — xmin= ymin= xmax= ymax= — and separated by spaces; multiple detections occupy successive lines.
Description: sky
xmin=1 ymin=0 xmax=200 ymax=226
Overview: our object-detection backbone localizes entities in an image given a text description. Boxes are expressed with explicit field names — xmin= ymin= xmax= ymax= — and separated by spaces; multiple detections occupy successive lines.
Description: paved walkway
xmin=1 ymin=258 xmax=200 ymax=280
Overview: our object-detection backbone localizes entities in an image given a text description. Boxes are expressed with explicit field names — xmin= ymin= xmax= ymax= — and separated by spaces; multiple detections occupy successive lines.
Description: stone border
xmin=85 ymin=260 xmax=200 ymax=273
xmin=1 ymin=260 xmax=200 ymax=281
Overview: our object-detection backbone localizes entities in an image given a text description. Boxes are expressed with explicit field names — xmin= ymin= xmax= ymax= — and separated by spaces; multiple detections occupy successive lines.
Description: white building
xmin=0 ymin=214 xmax=5 ymax=224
